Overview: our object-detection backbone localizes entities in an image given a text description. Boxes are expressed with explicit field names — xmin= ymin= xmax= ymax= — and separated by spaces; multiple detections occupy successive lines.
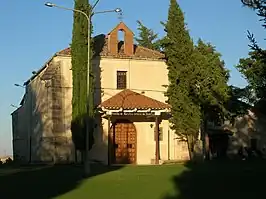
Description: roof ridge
xmin=107 ymin=22 xmax=134 ymax=35
xmin=122 ymin=89 xmax=167 ymax=105
xmin=100 ymin=89 xmax=170 ymax=110
xmin=136 ymin=45 xmax=164 ymax=56
xmin=57 ymin=34 xmax=165 ymax=60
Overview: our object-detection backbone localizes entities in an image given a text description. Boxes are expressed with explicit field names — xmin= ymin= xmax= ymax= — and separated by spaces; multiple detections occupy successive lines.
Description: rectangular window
xmin=117 ymin=71 xmax=127 ymax=89
xmin=154 ymin=127 xmax=163 ymax=141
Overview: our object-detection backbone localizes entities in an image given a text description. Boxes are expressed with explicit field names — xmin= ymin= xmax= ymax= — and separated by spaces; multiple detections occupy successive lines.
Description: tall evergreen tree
xmin=239 ymin=0 xmax=266 ymax=112
xmin=71 ymin=0 xmax=94 ymax=152
xmin=191 ymin=39 xmax=230 ymax=124
xmin=241 ymin=1 xmax=266 ymax=55
xmin=162 ymin=0 xmax=200 ymax=156
xmin=162 ymin=0 xmax=230 ymax=159
xmin=242 ymin=0 xmax=266 ymax=27
xmin=190 ymin=40 xmax=230 ymax=159
xmin=135 ymin=20 xmax=161 ymax=51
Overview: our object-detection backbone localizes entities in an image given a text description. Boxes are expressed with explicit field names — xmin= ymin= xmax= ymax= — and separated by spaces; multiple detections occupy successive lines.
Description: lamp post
xmin=45 ymin=2 xmax=122 ymax=175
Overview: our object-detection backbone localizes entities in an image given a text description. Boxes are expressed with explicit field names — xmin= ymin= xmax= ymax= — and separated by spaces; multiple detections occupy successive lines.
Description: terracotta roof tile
xmin=100 ymin=89 xmax=170 ymax=110
xmin=57 ymin=34 xmax=165 ymax=60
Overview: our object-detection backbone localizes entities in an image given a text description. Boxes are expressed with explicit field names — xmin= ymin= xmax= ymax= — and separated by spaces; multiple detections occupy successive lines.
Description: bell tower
xmin=107 ymin=22 xmax=134 ymax=56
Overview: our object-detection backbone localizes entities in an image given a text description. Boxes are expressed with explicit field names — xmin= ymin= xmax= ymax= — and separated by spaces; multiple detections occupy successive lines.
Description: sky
xmin=0 ymin=0 xmax=266 ymax=156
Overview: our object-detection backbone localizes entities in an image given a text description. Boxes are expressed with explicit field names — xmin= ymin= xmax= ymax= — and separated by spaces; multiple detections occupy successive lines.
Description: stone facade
xmin=12 ymin=22 xmax=190 ymax=164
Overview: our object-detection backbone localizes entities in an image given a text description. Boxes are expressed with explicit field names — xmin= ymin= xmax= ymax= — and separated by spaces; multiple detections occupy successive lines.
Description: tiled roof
xmin=57 ymin=34 xmax=165 ymax=60
xmin=24 ymin=55 xmax=55 ymax=86
xmin=100 ymin=89 xmax=170 ymax=110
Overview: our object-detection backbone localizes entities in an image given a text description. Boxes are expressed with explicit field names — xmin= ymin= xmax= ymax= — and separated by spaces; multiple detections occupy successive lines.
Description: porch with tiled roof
xmin=99 ymin=89 xmax=171 ymax=165
xmin=99 ymin=89 xmax=170 ymax=112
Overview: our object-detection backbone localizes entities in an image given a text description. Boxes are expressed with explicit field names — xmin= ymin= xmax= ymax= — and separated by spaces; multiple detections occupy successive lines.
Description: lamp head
xmin=45 ymin=2 xmax=55 ymax=7
xmin=115 ymin=8 xmax=122 ymax=13
xmin=14 ymin=83 xmax=25 ymax=88
xmin=11 ymin=104 xmax=18 ymax=108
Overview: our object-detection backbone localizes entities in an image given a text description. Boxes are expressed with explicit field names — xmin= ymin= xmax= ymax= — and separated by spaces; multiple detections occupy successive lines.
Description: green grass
xmin=57 ymin=165 xmax=184 ymax=199
xmin=1 ymin=161 xmax=266 ymax=199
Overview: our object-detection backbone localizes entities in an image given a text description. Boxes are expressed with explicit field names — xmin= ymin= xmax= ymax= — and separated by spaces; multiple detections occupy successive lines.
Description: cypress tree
xmin=163 ymin=1 xmax=230 ymax=159
xmin=163 ymin=0 xmax=198 ymax=134
xmin=71 ymin=0 xmax=94 ymax=152
xmin=162 ymin=0 xmax=200 ymax=158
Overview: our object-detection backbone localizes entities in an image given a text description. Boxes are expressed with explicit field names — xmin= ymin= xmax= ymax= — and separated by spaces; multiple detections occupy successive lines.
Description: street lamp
xmin=10 ymin=104 xmax=19 ymax=109
xmin=14 ymin=84 xmax=25 ymax=88
xmin=45 ymin=1 xmax=122 ymax=176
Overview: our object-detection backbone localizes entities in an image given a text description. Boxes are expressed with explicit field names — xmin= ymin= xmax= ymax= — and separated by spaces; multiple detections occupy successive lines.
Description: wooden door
xmin=127 ymin=123 xmax=136 ymax=163
xmin=110 ymin=120 xmax=136 ymax=164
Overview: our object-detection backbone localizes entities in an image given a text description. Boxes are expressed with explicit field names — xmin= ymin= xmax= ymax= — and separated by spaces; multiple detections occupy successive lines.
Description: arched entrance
xmin=110 ymin=119 xmax=137 ymax=164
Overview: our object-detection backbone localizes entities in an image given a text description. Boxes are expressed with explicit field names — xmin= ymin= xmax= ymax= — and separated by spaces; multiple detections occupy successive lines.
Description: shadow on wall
xmin=6 ymin=34 xmax=126 ymax=198
xmin=0 ymin=164 xmax=123 ymax=199
xmin=89 ymin=38 xmax=106 ymax=163
xmin=27 ymin=34 xmax=106 ymax=163
xmin=70 ymin=34 xmax=106 ymax=163
xmin=162 ymin=160 xmax=266 ymax=199
xmin=27 ymin=60 xmax=75 ymax=163
xmin=18 ymin=34 xmax=114 ymax=164
xmin=228 ymin=108 xmax=266 ymax=156
xmin=12 ymin=106 xmax=28 ymax=163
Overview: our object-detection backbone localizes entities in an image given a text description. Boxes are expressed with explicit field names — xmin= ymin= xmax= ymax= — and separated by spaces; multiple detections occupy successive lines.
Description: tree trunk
xmin=186 ymin=134 xmax=194 ymax=161
xmin=202 ymin=118 xmax=210 ymax=161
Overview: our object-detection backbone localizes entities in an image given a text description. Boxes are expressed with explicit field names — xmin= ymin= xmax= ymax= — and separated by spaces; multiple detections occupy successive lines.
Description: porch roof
xmin=99 ymin=89 xmax=170 ymax=110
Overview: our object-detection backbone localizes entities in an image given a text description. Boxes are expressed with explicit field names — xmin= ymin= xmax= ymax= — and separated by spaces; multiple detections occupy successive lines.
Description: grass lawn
xmin=0 ymin=161 xmax=265 ymax=199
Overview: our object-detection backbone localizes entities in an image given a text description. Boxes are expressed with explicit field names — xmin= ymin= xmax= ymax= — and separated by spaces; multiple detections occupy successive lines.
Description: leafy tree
xmin=71 ymin=0 xmax=94 ymax=153
xmin=237 ymin=50 xmax=266 ymax=99
xmin=226 ymin=86 xmax=252 ymax=120
xmin=240 ymin=0 xmax=266 ymax=97
xmin=191 ymin=39 xmax=230 ymax=122
xmin=236 ymin=48 xmax=266 ymax=112
xmin=236 ymin=1 xmax=266 ymax=112
xmin=241 ymin=1 xmax=266 ymax=58
xmin=135 ymin=20 xmax=161 ymax=51
xmin=190 ymin=40 xmax=230 ymax=160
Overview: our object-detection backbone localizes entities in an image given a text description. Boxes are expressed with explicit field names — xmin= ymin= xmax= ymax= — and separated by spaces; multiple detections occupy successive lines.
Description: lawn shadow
xmin=162 ymin=160 xmax=266 ymax=199
xmin=0 ymin=164 xmax=123 ymax=199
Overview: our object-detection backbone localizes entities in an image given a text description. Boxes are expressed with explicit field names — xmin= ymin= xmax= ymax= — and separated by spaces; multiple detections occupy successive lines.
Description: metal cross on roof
xmin=118 ymin=11 xmax=123 ymax=22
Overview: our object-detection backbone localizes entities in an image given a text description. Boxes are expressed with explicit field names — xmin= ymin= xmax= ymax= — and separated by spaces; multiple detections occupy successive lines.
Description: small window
xmin=154 ymin=127 xmax=163 ymax=141
xmin=117 ymin=71 xmax=127 ymax=89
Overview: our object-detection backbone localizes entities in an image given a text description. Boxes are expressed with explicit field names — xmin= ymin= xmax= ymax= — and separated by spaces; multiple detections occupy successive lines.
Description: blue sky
xmin=0 ymin=0 xmax=265 ymax=156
